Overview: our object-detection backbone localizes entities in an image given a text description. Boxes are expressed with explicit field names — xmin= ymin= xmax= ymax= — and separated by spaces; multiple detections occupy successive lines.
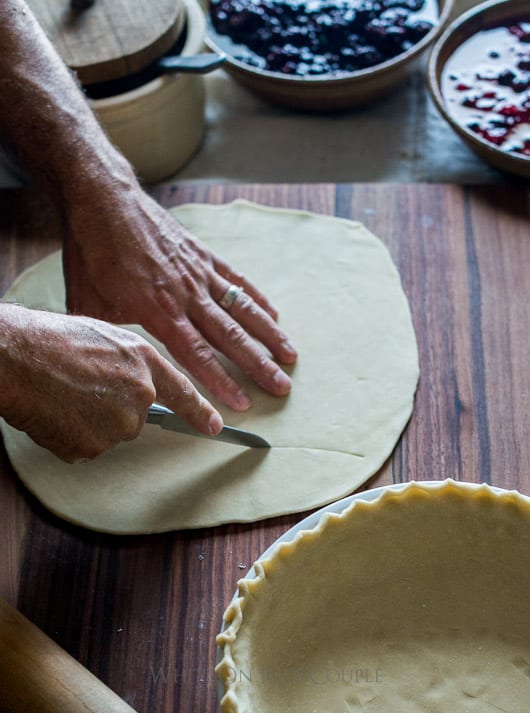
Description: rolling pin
xmin=0 ymin=597 xmax=138 ymax=713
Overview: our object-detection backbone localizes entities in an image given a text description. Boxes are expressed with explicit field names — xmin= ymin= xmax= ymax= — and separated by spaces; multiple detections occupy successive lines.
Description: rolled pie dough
xmin=0 ymin=200 xmax=418 ymax=533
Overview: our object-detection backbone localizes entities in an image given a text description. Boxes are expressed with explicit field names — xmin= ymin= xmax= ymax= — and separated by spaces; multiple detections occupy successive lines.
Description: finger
xmin=196 ymin=303 xmax=293 ymax=398
xmin=149 ymin=351 xmax=224 ymax=434
xmin=212 ymin=280 xmax=297 ymax=365
xmin=148 ymin=317 xmax=253 ymax=412
xmin=213 ymin=256 xmax=279 ymax=321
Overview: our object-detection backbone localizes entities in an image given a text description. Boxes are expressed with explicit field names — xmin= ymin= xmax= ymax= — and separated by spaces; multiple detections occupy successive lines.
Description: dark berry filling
xmin=444 ymin=20 xmax=530 ymax=157
xmin=210 ymin=0 xmax=435 ymax=76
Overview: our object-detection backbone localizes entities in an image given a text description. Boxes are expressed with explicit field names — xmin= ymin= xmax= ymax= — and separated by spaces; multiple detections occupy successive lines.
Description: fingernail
xmin=283 ymin=341 xmax=298 ymax=358
xmin=208 ymin=412 xmax=224 ymax=435
xmin=274 ymin=369 xmax=291 ymax=393
xmin=234 ymin=390 xmax=252 ymax=411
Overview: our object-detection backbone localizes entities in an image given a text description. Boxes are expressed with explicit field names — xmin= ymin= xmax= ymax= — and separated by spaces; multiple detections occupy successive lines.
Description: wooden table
xmin=1 ymin=182 xmax=530 ymax=712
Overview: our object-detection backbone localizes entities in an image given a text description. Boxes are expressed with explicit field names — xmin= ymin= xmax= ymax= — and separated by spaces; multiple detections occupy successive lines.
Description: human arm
xmin=0 ymin=0 xmax=297 ymax=414
xmin=0 ymin=302 xmax=223 ymax=462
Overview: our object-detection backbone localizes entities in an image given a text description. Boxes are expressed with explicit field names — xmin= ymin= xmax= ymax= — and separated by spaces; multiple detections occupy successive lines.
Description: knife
xmin=146 ymin=403 xmax=270 ymax=449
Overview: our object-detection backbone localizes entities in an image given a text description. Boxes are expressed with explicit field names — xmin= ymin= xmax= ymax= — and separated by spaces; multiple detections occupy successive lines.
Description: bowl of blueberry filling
xmin=206 ymin=0 xmax=453 ymax=110
xmin=428 ymin=0 xmax=530 ymax=178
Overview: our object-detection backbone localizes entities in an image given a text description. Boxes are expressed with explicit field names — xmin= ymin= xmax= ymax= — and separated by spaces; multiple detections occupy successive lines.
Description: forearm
xmin=0 ymin=0 xmax=135 ymax=203
xmin=0 ymin=302 xmax=28 ymax=415
xmin=0 ymin=4 xmax=296 ymax=411
xmin=0 ymin=301 xmax=79 ymax=419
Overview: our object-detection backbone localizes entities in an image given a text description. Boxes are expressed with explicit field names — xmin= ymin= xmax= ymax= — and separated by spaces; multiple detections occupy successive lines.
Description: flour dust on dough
xmin=0 ymin=200 xmax=419 ymax=533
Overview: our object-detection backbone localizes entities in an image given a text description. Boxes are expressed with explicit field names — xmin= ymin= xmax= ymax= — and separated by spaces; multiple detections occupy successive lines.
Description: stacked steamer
xmin=27 ymin=0 xmax=211 ymax=182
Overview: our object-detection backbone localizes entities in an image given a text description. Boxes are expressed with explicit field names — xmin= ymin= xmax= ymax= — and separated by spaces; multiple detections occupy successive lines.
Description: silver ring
xmin=219 ymin=284 xmax=244 ymax=310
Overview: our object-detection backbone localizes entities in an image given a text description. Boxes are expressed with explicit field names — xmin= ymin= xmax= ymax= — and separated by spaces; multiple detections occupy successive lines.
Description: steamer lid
xmin=27 ymin=0 xmax=186 ymax=84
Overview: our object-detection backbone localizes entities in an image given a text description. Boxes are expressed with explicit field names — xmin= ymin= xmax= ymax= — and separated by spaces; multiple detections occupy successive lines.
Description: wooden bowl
xmin=205 ymin=0 xmax=454 ymax=112
xmin=427 ymin=0 xmax=530 ymax=179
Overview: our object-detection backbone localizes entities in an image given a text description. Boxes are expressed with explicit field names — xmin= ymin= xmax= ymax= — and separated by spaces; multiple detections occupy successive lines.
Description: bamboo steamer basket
xmin=28 ymin=0 xmax=208 ymax=183
xmin=89 ymin=0 xmax=207 ymax=183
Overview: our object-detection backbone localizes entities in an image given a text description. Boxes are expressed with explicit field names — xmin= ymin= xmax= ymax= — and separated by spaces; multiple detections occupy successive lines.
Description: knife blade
xmin=146 ymin=404 xmax=270 ymax=449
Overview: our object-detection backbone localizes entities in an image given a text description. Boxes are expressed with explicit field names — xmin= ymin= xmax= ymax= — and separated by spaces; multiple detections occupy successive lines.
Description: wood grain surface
xmin=1 ymin=182 xmax=530 ymax=712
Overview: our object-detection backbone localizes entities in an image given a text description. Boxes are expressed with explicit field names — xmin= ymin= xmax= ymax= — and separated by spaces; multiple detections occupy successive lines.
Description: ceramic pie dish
xmin=216 ymin=479 xmax=530 ymax=712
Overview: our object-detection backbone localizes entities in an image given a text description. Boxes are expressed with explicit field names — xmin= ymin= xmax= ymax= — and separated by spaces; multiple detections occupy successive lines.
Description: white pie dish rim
xmin=215 ymin=478 xmax=520 ymax=703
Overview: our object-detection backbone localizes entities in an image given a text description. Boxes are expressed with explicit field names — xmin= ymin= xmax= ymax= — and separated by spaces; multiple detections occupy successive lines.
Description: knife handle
xmin=0 ymin=597 xmax=137 ymax=713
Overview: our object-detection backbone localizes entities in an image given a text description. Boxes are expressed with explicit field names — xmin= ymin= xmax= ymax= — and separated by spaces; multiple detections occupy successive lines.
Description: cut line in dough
xmin=0 ymin=200 xmax=419 ymax=533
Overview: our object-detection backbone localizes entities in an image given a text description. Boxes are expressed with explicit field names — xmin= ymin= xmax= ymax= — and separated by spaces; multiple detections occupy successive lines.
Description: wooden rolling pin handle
xmin=0 ymin=597 xmax=138 ymax=713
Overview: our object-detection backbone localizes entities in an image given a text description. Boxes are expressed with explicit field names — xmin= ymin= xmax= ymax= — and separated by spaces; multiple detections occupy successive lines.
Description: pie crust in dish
xmin=216 ymin=479 xmax=530 ymax=712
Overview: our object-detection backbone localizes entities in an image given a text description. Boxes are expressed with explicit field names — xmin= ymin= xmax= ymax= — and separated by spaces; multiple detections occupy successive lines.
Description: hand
xmin=0 ymin=305 xmax=223 ymax=462
xmin=62 ymin=178 xmax=298 ymax=411
xmin=0 ymin=0 xmax=297 ymax=414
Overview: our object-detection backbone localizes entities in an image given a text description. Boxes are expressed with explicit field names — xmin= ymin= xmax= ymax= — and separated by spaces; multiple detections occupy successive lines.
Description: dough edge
xmin=0 ymin=200 xmax=419 ymax=533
